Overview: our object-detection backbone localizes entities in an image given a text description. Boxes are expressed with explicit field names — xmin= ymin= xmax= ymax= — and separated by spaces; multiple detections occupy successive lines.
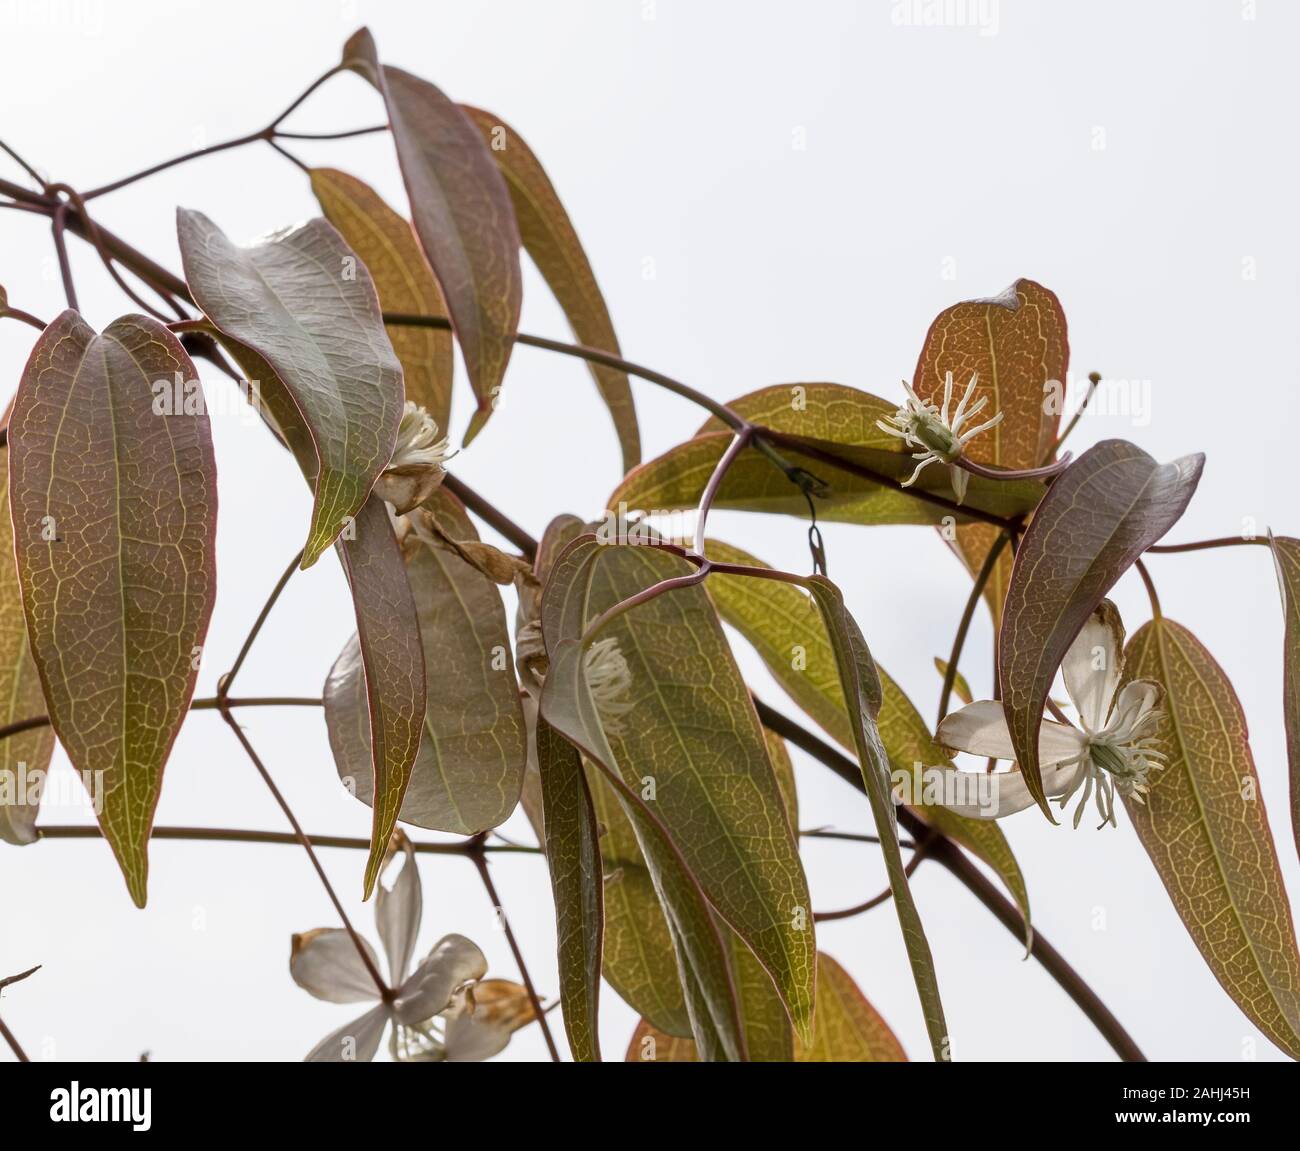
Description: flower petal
xmin=938 ymin=700 xmax=1086 ymax=765
xmin=1062 ymin=600 xmax=1125 ymax=731
xmin=443 ymin=979 xmax=537 ymax=1062
xmin=392 ymin=933 xmax=489 ymax=1024
xmin=928 ymin=758 xmax=1086 ymax=820
xmin=290 ymin=929 xmax=382 ymax=1004
xmin=376 ymin=831 xmax=421 ymax=987
xmin=304 ymin=1005 xmax=389 ymax=1062
xmin=937 ymin=700 xmax=1016 ymax=759
xmin=1107 ymin=679 xmax=1163 ymax=740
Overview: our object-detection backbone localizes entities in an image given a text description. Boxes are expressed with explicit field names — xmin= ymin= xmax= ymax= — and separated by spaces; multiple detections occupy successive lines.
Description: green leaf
xmin=1268 ymin=533 xmax=1300 ymax=864
xmin=310 ymin=167 xmax=454 ymax=433
xmin=520 ymin=515 xmax=689 ymax=1039
xmin=627 ymin=953 xmax=906 ymax=1062
xmin=177 ymin=208 xmax=403 ymax=568
xmin=584 ymin=761 xmax=691 ymax=1037
xmin=609 ymin=383 xmax=1042 ymax=526
xmin=539 ymin=537 xmax=816 ymax=1044
xmin=535 ymin=714 xmax=604 ymax=1061
xmin=913 ymin=279 xmax=1069 ymax=625
xmin=333 ymin=495 xmax=426 ymax=899
xmin=326 ymin=489 xmax=521 ymax=838
xmin=1000 ymin=439 xmax=1203 ymax=817
xmin=803 ymin=576 xmax=948 ymax=1060
xmin=796 ymin=953 xmax=907 ymax=1061
xmin=343 ymin=27 xmax=521 ymax=442
xmin=8 ymin=311 xmax=217 ymax=905
xmin=461 ymin=106 xmax=640 ymax=473
xmin=704 ymin=539 xmax=1030 ymax=945
xmin=0 ymin=440 xmax=55 ymax=844
xmin=1124 ymin=617 xmax=1300 ymax=1059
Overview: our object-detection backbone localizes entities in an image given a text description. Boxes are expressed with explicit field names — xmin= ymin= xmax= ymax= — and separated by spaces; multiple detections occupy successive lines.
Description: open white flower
xmin=585 ymin=636 xmax=634 ymax=735
xmin=935 ymin=600 xmax=1166 ymax=828
xmin=290 ymin=832 xmax=530 ymax=1061
xmin=374 ymin=401 xmax=453 ymax=513
xmin=876 ymin=371 xmax=1003 ymax=504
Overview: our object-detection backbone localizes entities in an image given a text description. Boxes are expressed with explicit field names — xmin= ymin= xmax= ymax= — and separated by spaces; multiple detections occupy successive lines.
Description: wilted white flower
xmin=585 ymin=636 xmax=634 ymax=735
xmin=374 ymin=401 xmax=453 ymax=513
xmin=290 ymin=832 xmax=532 ymax=1061
xmin=876 ymin=371 xmax=1003 ymax=503
xmin=935 ymin=601 xmax=1166 ymax=828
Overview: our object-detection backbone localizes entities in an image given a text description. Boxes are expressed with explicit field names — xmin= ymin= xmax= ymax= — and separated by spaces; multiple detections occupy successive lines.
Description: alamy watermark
xmin=1 ymin=761 xmax=104 ymax=816
xmin=891 ymin=0 xmax=999 ymax=37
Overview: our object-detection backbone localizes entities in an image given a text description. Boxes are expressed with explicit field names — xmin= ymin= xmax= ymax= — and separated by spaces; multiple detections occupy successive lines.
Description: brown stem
xmin=0 ymin=695 xmax=321 ymax=744
xmin=469 ymin=846 xmax=562 ymax=1062
xmin=760 ymin=428 xmax=1022 ymax=532
xmin=1044 ymin=372 xmax=1101 ymax=463
xmin=215 ymin=544 xmax=388 ymax=996
xmin=0 ymin=138 xmax=47 ymax=190
xmin=1134 ymin=557 xmax=1163 ymax=620
xmin=955 ymin=452 xmax=1072 ymax=482
xmin=217 ymin=547 xmax=304 ymax=700
xmin=51 ymin=204 xmax=78 ymax=310
xmin=442 ymin=475 xmax=538 ymax=559
xmin=221 ymin=714 xmax=388 ymax=997
xmin=79 ymin=65 xmax=351 ymax=201
xmin=1145 ymin=536 xmax=1269 ymax=554
xmin=937 ymin=531 xmax=1010 ymax=728
xmin=36 ymin=824 xmax=538 ymax=855
xmin=382 ymin=312 xmax=750 ymax=432
xmin=753 ymin=695 xmax=1147 ymax=1062
xmin=0 ymin=306 xmax=47 ymax=332
xmin=930 ymin=837 xmax=1146 ymax=1062
xmin=0 ymin=1014 xmax=29 ymax=1062
xmin=814 ymin=835 xmax=933 ymax=922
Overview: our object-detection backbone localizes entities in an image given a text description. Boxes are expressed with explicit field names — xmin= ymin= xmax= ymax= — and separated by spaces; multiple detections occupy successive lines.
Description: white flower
xmin=934 ymin=600 xmax=1166 ymax=828
xmin=875 ymin=371 xmax=1003 ymax=504
xmin=585 ymin=636 xmax=634 ymax=735
xmin=289 ymin=832 xmax=532 ymax=1061
xmin=374 ymin=401 xmax=453 ymax=513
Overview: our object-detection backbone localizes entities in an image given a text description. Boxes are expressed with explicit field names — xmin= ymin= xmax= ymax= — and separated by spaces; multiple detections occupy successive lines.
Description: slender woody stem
xmin=469 ymin=847 xmax=563 ymax=1062
xmin=937 ymin=531 xmax=1010 ymax=728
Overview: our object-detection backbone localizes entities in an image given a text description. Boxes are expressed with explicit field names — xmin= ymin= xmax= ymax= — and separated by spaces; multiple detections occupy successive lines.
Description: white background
xmin=1 ymin=0 xmax=1296 ymax=1062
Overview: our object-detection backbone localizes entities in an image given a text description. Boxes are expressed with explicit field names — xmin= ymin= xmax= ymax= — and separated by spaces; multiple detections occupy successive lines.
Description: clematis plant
xmin=290 ymin=834 xmax=533 ymax=1062
xmin=2 ymin=20 xmax=1298 ymax=1071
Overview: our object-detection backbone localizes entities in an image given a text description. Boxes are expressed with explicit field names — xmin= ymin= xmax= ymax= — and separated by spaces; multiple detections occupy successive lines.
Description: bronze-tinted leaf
xmin=1124 ymin=617 xmax=1300 ymax=1058
xmin=544 ymin=632 xmax=747 ymax=1060
xmin=8 ymin=311 xmax=217 ymax=905
xmin=539 ymin=537 xmax=816 ymax=1044
xmin=343 ymin=28 xmax=521 ymax=441
xmin=999 ymin=439 xmax=1203 ymax=816
xmin=626 ymin=953 xmax=905 ymax=1063
xmin=1269 ymin=534 xmax=1300 ymax=863
xmin=0 ymin=440 xmax=54 ymax=844
xmin=310 ymin=167 xmax=454 ymax=432
xmin=704 ymin=539 xmax=1029 ymax=944
xmin=177 ymin=208 xmax=403 ymax=567
xmin=913 ymin=280 xmax=1069 ymax=625
xmin=535 ymin=715 xmax=603 ymax=1061
xmin=610 ymin=383 xmax=1042 ymax=526
xmin=326 ymin=490 xmax=521 ymax=839
xmin=584 ymin=760 xmax=691 ymax=1037
xmin=462 ymin=105 xmax=639 ymax=473
xmin=796 ymin=953 xmax=907 ymax=1061
xmin=333 ymin=495 xmax=426 ymax=899
xmin=804 ymin=577 xmax=948 ymax=1059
